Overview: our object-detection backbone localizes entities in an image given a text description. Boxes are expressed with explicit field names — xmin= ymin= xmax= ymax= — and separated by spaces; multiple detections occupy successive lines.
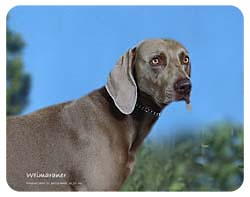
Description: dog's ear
xmin=105 ymin=47 xmax=137 ymax=114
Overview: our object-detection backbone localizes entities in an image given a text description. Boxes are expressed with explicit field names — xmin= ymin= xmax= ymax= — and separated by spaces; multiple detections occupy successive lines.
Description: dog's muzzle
xmin=174 ymin=78 xmax=192 ymax=104
xmin=174 ymin=78 xmax=192 ymax=95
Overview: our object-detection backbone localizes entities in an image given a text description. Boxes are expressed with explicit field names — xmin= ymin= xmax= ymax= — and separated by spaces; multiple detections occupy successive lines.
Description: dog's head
xmin=106 ymin=39 xmax=192 ymax=114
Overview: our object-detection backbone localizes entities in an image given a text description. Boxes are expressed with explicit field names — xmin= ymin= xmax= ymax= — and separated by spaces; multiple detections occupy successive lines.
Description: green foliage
xmin=121 ymin=122 xmax=243 ymax=191
xmin=7 ymin=20 xmax=31 ymax=115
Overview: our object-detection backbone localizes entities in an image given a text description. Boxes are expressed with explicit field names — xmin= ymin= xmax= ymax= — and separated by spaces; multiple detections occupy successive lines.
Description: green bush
xmin=121 ymin=122 xmax=243 ymax=191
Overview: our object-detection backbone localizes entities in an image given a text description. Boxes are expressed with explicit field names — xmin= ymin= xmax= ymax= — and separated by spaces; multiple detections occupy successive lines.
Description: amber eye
xmin=183 ymin=56 xmax=189 ymax=64
xmin=150 ymin=53 xmax=166 ymax=68
xmin=151 ymin=57 xmax=160 ymax=65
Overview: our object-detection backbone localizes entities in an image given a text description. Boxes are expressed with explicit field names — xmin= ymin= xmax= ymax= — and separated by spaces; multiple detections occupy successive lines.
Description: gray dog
xmin=7 ymin=39 xmax=192 ymax=191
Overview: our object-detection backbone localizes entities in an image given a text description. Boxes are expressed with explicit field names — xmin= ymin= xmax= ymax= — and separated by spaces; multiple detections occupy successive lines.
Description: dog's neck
xmin=135 ymin=91 xmax=164 ymax=117
xmin=100 ymin=87 xmax=166 ymax=153
xmin=129 ymin=91 xmax=166 ymax=152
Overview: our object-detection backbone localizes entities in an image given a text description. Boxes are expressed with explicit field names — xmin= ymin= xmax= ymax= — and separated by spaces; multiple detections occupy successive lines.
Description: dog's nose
xmin=174 ymin=79 xmax=192 ymax=95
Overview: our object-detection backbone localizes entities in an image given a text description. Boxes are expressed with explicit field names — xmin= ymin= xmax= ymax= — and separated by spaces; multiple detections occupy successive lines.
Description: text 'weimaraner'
xmin=7 ymin=39 xmax=192 ymax=191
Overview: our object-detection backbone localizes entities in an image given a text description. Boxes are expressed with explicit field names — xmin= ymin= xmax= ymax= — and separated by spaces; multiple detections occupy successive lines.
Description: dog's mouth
xmin=183 ymin=95 xmax=191 ymax=105
xmin=175 ymin=92 xmax=191 ymax=104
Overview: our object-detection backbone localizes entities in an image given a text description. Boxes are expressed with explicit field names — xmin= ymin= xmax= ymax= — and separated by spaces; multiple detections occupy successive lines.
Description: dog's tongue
xmin=184 ymin=95 xmax=192 ymax=111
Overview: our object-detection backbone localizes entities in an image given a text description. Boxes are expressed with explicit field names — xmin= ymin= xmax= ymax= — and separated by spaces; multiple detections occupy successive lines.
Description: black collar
xmin=135 ymin=103 xmax=161 ymax=117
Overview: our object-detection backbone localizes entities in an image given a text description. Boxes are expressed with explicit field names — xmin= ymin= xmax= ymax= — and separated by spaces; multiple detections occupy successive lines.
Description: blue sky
xmin=8 ymin=6 xmax=243 ymax=138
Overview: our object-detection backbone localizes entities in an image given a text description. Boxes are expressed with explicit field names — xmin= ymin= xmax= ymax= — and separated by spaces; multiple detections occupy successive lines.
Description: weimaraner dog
xmin=7 ymin=39 xmax=192 ymax=191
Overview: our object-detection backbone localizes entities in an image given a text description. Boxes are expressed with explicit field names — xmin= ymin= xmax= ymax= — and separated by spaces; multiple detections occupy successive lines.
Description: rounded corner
xmin=6 ymin=5 xmax=23 ymax=20
xmin=6 ymin=177 xmax=21 ymax=192
xmin=230 ymin=174 xmax=244 ymax=192
xmin=228 ymin=5 xmax=244 ymax=21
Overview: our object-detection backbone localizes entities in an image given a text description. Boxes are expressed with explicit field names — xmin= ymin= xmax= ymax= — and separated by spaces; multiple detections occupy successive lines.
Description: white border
xmin=0 ymin=0 xmax=248 ymax=196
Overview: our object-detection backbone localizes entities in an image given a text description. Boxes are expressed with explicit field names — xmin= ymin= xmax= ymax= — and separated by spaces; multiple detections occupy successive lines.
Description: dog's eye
xmin=150 ymin=54 xmax=166 ymax=69
xmin=151 ymin=57 xmax=160 ymax=65
xmin=150 ymin=54 xmax=166 ymax=66
xmin=183 ymin=56 xmax=189 ymax=64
